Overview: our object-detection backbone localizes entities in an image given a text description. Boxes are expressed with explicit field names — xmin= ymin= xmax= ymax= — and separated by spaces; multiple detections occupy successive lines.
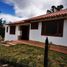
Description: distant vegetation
xmin=47 ymin=5 xmax=64 ymax=14
xmin=0 ymin=18 xmax=6 ymax=38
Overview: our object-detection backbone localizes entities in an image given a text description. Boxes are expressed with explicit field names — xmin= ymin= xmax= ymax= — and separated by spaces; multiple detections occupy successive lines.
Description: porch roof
xmin=7 ymin=9 xmax=67 ymax=25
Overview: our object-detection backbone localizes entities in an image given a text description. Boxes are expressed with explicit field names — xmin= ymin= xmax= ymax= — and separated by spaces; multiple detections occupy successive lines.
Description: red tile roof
xmin=28 ymin=9 xmax=67 ymax=20
xmin=7 ymin=9 xmax=67 ymax=25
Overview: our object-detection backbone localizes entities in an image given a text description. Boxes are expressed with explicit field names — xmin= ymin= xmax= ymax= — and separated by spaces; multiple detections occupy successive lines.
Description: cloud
xmin=4 ymin=0 xmax=67 ymax=18
xmin=0 ymin=13 xmax=23 ymax=23
xmin=14 ymin=4 xmax=46 ymax=18
xmin=61 ymin=0 xmax=67 ymax=8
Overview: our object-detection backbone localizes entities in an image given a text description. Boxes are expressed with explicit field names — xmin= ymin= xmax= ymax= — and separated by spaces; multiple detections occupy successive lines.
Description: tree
xmin=56 ymin=5 xmax=64 ymax=11
xmin=0 ymin=18 xmax=3 ymax=26
xmin=47 ymin=10 xmax=51 ymax=14
xmin=0 ymin=18 xmax=6 ymax=38
xmin=51 ymin=5 xmax=57 ymax=12
xmin=46 ymin=5 xmax=64 ymax=14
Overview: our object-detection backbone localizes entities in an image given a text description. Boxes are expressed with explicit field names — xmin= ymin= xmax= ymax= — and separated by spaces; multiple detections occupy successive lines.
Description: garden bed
xmin=0 ymin=44 xmax=67 ymax=67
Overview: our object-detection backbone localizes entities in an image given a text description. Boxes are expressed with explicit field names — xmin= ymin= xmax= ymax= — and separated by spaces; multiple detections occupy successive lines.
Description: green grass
xmin=0 ymin=44 xmax=67 ymax=67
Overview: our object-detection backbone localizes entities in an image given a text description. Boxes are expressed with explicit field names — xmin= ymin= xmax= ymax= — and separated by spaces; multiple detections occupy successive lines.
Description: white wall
xmin=29 ymin=20 xmax=67 ymax=46
xmin=5 ymin=20 xmax=67 ymax=46
xmin=4 ymin=25 xmax=20 ymax=41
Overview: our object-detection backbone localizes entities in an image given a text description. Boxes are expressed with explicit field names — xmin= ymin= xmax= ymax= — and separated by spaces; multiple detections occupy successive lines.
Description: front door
xmin=20 ymin=25 xmax=29 ymax=40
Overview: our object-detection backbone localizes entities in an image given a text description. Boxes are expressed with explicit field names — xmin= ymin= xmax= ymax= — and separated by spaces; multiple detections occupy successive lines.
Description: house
xmin=4 ymin=9 xmax=67 ymax=46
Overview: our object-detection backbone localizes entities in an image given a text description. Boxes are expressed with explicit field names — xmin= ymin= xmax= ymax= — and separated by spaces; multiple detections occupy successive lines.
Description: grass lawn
xmin=0 ymin=44 xmax=67 ymax=67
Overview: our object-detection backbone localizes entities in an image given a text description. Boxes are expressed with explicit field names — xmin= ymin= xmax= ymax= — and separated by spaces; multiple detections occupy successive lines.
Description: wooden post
xmin=44 ymin=37 xmax=49 ymax=67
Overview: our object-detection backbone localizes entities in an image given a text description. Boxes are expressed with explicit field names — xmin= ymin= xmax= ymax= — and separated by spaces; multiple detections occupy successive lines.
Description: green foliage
xmin=0 ymin=18 xmax=6 ymax=38
xmin=57 ymin=5 xmax=64 ymax=11
xmin=47 ymin=5 xmax=64 ymax=13
xmin=47 ymin=10 xmax=51 ymax=13
xmin=0 ymin=18 xmax=3 ymax=26
xmin=0 ymin=27 xmax=5 ymax=38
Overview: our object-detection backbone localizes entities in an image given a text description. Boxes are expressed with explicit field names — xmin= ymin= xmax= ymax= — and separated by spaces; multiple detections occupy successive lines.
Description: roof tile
xmin=7 ymin=9 xmax=67 ymax=25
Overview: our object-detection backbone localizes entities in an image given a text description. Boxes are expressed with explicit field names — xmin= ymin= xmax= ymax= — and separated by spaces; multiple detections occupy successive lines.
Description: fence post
xmin=44 ymin=37 xmax=49 ymax=67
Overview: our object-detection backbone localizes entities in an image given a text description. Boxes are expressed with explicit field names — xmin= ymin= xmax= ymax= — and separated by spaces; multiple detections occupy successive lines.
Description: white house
xmin=5 ymin=9 xmax=67 ymax=46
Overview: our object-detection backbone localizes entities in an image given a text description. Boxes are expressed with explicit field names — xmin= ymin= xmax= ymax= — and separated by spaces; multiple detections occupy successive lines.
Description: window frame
xmin=31 ymin=22 xmax=38 ymax=29
xmin=41 ymin=19 xmax=64 ymax=37
xmin=10 ymin=25 xmax=16 ymax=35
xmin=6 ymin=27 xmax=8 ymax=32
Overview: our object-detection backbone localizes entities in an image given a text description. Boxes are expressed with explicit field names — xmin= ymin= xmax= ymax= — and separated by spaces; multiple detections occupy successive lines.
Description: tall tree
xmin=0 ymin=18 xmax=6 ymax=38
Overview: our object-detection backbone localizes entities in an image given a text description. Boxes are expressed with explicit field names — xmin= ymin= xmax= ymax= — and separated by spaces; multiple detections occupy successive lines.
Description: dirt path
xmin=2 ymin=40 xmax=67 ymax=54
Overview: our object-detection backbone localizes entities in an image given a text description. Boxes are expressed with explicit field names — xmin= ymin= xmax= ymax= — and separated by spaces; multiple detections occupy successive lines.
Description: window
xmin=41 ymin=19 xmax=64 ymax=37
xmin=10 ymin=26 xmax=16 ymax=34
xmin=6 ymin=27 xmax=8 ymax=32
xmin=31 ymin=22 xmax=38 ymax=29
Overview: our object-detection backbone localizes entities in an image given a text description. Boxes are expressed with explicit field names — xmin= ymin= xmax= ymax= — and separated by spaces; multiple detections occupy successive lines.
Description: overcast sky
xmin=0 ymin=0 xmax=67 ymax=21
xmin=4 ymin=0 xmax=67 ymax=18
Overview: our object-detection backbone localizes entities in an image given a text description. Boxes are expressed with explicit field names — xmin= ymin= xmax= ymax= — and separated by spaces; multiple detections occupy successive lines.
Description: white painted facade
xmin=29 ymin=20 xmax=67 ymax=46
xmin=5 ymin=20 xmax=67 ymax=46
xmin=4 ymin=25 xmax=20 ymax=41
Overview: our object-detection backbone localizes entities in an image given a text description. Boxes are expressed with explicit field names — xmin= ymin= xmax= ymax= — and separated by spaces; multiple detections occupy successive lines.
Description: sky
xmin=0 ymin=0 xmax=67 ymax=22
xmin=0 ymin=1 xmax=15 ymax=15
